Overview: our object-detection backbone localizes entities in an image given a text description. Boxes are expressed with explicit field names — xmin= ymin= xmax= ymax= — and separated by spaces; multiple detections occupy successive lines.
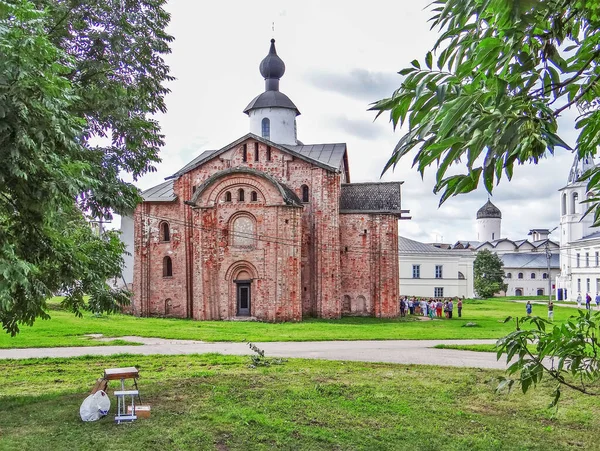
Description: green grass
xmin=0 ymin=354 xmax=598 ymax=450
xmin=0 ymin=299 xmax=579 ymax=349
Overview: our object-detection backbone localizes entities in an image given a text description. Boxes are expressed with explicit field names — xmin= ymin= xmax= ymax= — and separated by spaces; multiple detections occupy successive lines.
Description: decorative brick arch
xmin=224 ymin=260 xmax=259 ymax=282
xmin=187 ymin=167 xmax=302 ymax=208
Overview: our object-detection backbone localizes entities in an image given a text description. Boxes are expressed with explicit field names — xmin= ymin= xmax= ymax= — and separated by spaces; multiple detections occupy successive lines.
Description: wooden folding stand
xmin=104 ymin=367 xmax=141 ymax=424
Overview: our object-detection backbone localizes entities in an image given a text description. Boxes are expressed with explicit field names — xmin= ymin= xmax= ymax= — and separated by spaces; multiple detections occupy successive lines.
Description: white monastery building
xmin=398 ymin=236 xmax=475 ymax=298
xmin=556 ymin=156 xmax=600 ymax=301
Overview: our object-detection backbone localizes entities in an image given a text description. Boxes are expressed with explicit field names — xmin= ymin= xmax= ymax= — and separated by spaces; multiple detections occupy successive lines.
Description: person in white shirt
xmin=577 ymin=293 xmax=582 ymax=308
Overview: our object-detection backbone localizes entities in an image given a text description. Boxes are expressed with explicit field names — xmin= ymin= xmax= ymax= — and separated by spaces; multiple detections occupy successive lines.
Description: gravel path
xmin=0 ymin=337 xmax=512 ymax=369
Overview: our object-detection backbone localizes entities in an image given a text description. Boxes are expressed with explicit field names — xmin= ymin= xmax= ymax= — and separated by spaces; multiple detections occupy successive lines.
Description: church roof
xmin=476 ymin=199 xmax=502 ymax=219
xmin=501 ymin=252 xmax=559 ymax=269
xmin=286 ymin=143 xmax=347 ymax=168
xmin=243 ymin=90 xmax=300 ymax=115
xmin=168 ymin=133 xmax=347 ymax=179
xmin=339 ymin=182 xmax=408 ymax=216
xmin=141 ymin=180 xmax=176 ymax=202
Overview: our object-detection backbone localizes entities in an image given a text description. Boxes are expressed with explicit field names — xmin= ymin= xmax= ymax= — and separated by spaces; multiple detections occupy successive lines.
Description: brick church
xmin=129 ymin=39 xmax=409 ymax=321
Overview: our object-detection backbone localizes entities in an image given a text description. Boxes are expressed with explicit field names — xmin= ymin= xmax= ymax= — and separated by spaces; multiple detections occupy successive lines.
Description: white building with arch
xmin=556 ymin=155 xmax=600 ymax=301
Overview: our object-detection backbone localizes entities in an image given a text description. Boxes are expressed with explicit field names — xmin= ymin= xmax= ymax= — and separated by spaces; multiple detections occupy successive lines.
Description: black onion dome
xmin=259 ymin=39 xmax=285 ymax=80
xmin=477 ymin=200 xmax=502 ymax=219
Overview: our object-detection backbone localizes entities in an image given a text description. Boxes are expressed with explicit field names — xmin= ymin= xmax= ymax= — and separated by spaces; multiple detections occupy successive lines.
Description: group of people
xmin=575 ymin=293 xmax=600 ymax=310
xmin=399 ymin=297 xmax=463 ymax=319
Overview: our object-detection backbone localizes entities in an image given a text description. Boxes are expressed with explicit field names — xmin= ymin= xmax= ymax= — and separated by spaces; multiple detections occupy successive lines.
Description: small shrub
xmin=243 ymin=339 xmax=286 ymax=368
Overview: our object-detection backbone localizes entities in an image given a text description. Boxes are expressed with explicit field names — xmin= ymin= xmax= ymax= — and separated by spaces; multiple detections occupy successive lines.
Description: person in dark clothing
xmin=457 ymin=298 xmax=463 ymax=317
xmin=447 ymin=299 xmax=453 ymax=319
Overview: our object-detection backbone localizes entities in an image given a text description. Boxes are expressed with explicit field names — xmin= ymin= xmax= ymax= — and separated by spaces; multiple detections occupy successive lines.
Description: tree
xmin=370 ymin=0 xmax=600 ymax=218
xmin=473 ymin=249 xmax=506 ymax=298
xmin=496 ymin=311 xmax=600 ymax=407
xmin=0 ymin=0 xmax=173 ymax=335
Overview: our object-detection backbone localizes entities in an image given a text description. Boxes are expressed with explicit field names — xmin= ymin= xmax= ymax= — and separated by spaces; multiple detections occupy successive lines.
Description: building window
xmin=542 ymin=273 xmax=548 ymax=279
xmin=267 ymin=146 xmax=272 ymax=161
xmin=412 ymin=265 xmax=420 ymax=279
xmin=458 ymin=271 xmax=465 ymax=280
xmin=587 ymin=278 xmax=591 ymax=293
xmin=492 ymin=232 xmax=495 ymax=240
xmin=597 ymin=278 xmax=600 ymax=293
xmin=531 ymin=273 xmax=536 ymax=279
xmin=435 ymin=265 xmax=443 ymax=279
xmin=434 ymin=287 xmax=444 ymax=297
xmin=562 ymin=193 xmax=567 ymax=215
xmin=160 ymin=222 xmax=170 ymax=242
xmin=242 ymin=144 xmax=247 ymax=162
xmin=572 ymin=192 xmax=579 ymax=214
xmin=301 ymin=185 xmax=309 ymax=203
xmin=596 ymin=252 xmax=599 ymax=267
xmin=225 ymin=191 xmax=232 ymax=202
xmin=578 ymin=278 xmax=581 ymax=292
xmin=251 ymin=191 xmax=258 ymax=202
xmin=506 ymin=272 xmax=512 ymax=279
xmin=231 ymin=215 xmax=255 ymax=248
xmin=586 ymin=252 xmax=590 ymax=267
xmin=254 ymin=142 xmax=259 ymax=161
xmin=238 ymin=189 xmax=245 ymax=202
xmin=518 ymin=273 xmax=523 ymax=279
xmin=577 ymin=253 xmax=580 ymax=267
xmin=261 ymin=118 xmax=270 ymax=139
xmin=163 ymin=256 xmax=172 ymax=277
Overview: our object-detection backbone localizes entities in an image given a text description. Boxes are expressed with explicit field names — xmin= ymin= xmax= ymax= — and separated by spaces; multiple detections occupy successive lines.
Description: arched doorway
xmin=537 ymin=288 xmax=544 ymax=296
xmin=515 ymin=288 xmax=523 ymax=296
xmin=355 ymin=295 xmax=367 ymax=315
xmin=235 ymin=270 xmax=252 ymax=316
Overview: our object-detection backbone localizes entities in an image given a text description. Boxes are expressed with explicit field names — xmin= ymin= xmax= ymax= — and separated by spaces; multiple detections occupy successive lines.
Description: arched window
xmin=458 ymin=271 xmax=465 ymax=280
xmin=506 ymin=273 xmax=512 ymax=279
xmin=562 ymin=193 xmax=567 ymax=215
xmin=301 ymin=184 xmax=309 ymax=203
xmin=543 ymin=273 xmax=548 ymax=279
xmin=518 ymin=272 xmax=524 ymax=279
xmin=531 ymin=273 xmax=536 ymax=279
xmin=238 ymin=189 xmax=245 ymax=202
xmin=254 ymin=142 xmax=259 ymax=161
xmin=231 ymin=215 xmax=255 ymax=247
xmin=163 ymin=256 xmax=172 ymax=277
xmin=160 ymin=222 xmax=170 ymax=242
xmin=572 ymin=192 xmax=579 ymax=214
xmin=261 ymin=118 xmax=270 ymax=139
xmin=225 ymin=191 xmax=232 ymax=202
xmin=251 ymin=191 xmax=258 ymax=202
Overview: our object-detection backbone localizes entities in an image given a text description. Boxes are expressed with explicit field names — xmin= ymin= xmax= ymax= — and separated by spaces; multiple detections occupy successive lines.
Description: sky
xmin=122 ymin=0 xmax=581 ymax=244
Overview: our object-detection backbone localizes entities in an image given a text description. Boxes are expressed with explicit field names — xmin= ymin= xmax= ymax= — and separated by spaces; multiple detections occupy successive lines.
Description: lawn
xmin=0 ymin=299 xmax=579 ymax=349
xmin=0 ymin=354 xmax=597 ymax=450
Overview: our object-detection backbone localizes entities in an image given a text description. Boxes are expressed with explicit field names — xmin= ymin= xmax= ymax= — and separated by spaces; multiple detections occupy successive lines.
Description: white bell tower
xmin=243 ymin=39 xmax=300 ymax=146
xmin=476 ymin=199 xmax=502 ymax=242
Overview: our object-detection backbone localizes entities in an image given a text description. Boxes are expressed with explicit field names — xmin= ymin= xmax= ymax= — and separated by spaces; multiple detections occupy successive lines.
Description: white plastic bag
xmin=80 ymin=390 xmax=111 ymax=422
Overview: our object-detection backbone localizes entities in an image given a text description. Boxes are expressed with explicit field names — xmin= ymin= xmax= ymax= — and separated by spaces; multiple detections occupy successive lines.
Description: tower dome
xmin=259 ymin=39 xmax=285 ymax=82
xmin=477 ymin=199 xmax=502 ymax=219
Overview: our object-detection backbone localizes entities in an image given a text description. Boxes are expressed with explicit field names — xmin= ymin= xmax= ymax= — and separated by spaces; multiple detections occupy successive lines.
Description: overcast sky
xmin=124 ymin=0 xmax=580 ymax=244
